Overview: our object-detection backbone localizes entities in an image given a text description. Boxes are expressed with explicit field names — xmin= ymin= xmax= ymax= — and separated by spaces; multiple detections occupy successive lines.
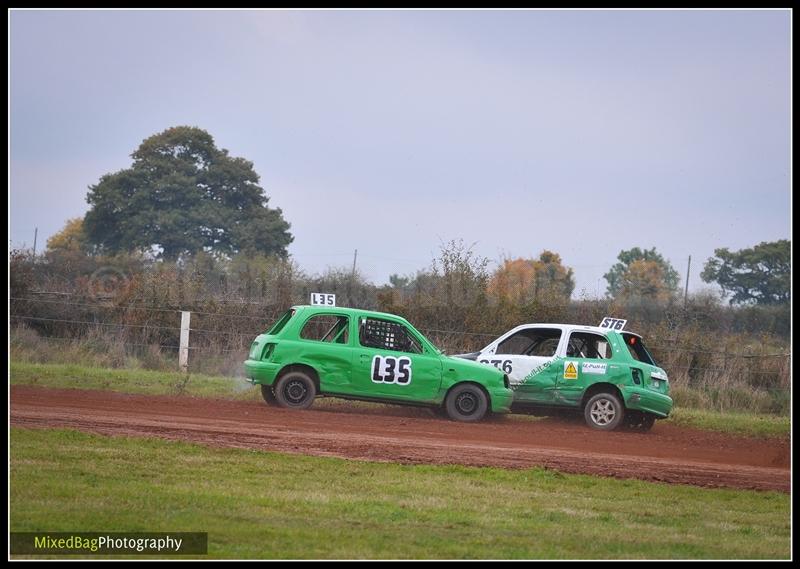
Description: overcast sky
xmin=9 ymin=9 xmax=791 ymax=297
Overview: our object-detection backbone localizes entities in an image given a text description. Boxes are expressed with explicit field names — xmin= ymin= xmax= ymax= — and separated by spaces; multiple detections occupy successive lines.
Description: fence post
xmin=179 ymin=311 xmax=191 ymax=373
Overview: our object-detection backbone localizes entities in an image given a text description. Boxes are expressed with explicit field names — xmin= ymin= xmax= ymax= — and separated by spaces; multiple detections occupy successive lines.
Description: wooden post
xmin=179 ymin=311 xmax=191 ymax=373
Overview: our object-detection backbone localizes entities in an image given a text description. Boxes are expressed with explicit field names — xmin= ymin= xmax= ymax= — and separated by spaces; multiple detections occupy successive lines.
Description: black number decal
xmin=371 ymin=355 xmax=412 ymax=385
xmin=384 ymin=357 xmax=396 ymax=378
xmin=397 ymin=360 xmax=411 ymax=384
xmin=481 ymin=359 xmax=513 ymax=373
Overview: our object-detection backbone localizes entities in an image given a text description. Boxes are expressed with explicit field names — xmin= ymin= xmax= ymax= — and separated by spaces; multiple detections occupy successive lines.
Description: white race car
xmin=456 ymin=319 xmax=673 ymax=430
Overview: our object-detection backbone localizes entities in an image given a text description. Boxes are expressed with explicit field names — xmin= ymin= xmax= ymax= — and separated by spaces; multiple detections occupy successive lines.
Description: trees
xmin=604 ymin=247 xmax=679 ymax=302
xmin=701 ymin=240 xmax=790 ymax=305
xmin=84 ymin=126 xmax=293 ymax=260
xmin=489 ymin=251 xmax=575 ymax=303
xmin=46 ymin=217 xmax=90 ymax=253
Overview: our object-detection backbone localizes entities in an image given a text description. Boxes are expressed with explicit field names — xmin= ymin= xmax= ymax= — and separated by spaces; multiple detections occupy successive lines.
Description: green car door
xmin=351 ymin=315 xmax=443 ymax=402
xmin=555 ymin=330 xmax=616 ymax=406
xmin=293 ymin=311 xmax=355 ymax=394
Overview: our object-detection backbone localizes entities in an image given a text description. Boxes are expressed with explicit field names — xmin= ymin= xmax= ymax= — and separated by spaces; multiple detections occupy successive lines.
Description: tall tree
xmin=701 ymin=240 xmax=790 ymax=305
xmin=604 ymin=247 xmax=679 ymax=300
xmin=84 ymin=126 xmax=293 ymax=259
xmin=489 ymin=251 xmax=575 ymax=302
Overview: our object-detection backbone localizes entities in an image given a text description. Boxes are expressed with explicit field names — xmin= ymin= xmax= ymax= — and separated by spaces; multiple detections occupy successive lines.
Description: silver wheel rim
xmin=590 ymin=398 xmax=616 ymax=426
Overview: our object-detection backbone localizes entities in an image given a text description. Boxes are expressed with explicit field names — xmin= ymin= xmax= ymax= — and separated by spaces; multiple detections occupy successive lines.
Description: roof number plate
xmin=599 ymin=317 xmax=627 ymax=330
xmin=311 ymin=293 xmax=336 ymax=306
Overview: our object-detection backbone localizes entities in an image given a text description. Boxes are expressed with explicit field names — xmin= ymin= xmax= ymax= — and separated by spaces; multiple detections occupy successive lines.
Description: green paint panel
xmin=245 ymin=306 xmax=514 ymax=414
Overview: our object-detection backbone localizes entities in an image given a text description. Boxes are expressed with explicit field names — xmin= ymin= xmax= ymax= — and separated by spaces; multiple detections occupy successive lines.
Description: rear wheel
xmin=260 ymin=384 xmax=278 ymax=406
xmin=584 ymin=392 xmax=625 ymax=431
xmin=625 ymin=411 xmax=656 ymax=432
xmin=274 ymin=371 xmax=316 ymax=410
xmin=445 ymin=384 xmax=489 ymax=422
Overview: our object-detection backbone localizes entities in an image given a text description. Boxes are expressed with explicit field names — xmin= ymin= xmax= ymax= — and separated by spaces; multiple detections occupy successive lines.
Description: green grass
xmin=10 ymin=428 xmax=790 ymax=560
xmin=10 ymin=361 xmax=790 ymax=438
xmin=10 ymin=361 xmax=258 ymax=400
xmin=665 ymin=408 xmax=790 ymax=438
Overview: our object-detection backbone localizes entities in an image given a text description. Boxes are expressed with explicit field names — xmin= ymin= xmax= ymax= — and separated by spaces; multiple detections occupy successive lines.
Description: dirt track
xmin=10 ymin=386 xmax=790 ymax=492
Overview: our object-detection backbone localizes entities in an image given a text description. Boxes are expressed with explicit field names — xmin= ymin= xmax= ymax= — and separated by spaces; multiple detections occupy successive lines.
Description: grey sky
xmin=9 ymin=9 xmax=791 ymax=297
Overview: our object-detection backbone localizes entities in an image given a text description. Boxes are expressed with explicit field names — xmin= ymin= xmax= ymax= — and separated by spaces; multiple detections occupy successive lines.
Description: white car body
xmin=474 ymin=323 xmax=625 ymax=390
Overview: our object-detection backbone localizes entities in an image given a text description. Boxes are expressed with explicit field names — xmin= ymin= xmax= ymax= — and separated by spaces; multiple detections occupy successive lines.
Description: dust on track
xmin=10 ymin=385 xmax=790 ymax=492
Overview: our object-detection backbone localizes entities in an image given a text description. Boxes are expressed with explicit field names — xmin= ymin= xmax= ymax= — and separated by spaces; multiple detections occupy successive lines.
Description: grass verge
xmin=666 ymin=408 xmax=790 ymax=439
xmin=10 ymin=428 xmax=790 ymax=560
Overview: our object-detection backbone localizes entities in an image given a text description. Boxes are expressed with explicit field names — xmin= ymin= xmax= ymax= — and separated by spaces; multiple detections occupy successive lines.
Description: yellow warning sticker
xmin=563 ymin=361 xmax=578 ymax=380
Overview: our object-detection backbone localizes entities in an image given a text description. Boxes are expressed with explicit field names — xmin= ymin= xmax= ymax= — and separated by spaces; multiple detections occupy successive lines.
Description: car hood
xmin=441 ymin=353 xmax=504 ymax=380
xmin=450 ymin=351 xmax=480 ymax=361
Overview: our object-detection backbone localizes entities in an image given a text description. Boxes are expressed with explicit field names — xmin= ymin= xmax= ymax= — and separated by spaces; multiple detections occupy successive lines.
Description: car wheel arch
xmin=275 ymin=363 xmax=320 ymax=394
xmin=580 ymin=382 xmax=624 ymax=410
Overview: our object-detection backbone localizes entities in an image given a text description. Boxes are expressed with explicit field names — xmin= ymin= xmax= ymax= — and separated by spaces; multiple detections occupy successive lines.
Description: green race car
xmin=244 ymin=305 xmax=513 ymax=422
xmin=458 ymin=320 xmax=673 ymax=431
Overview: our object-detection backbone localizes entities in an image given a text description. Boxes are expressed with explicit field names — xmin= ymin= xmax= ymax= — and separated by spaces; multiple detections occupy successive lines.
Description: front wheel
xmin=445 ymin=384 xmax=489 ymax=422
xmin=584 ymin=392 xmax=625 ymax=431
xmin=273 ymin=371 xmax=316 ymax=410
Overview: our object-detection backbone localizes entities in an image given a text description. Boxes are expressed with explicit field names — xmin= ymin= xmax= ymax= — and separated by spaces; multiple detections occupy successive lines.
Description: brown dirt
xmin=10 ymin=385 xmax=790 ymax=492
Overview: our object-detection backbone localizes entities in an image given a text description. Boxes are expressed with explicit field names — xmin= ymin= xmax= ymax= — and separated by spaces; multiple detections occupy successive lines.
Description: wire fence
xmin=10 ymin=296 xmax=792 ymax=358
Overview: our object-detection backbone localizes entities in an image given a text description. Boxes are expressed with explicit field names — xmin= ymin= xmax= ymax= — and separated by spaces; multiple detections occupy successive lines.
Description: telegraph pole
xmin=683 ymin=255 xmax=691 ymax=308
xmin=351 ymin=249 xmax=358 ymax=279
xmin=32 ymin=227 xmax=38 ymax=258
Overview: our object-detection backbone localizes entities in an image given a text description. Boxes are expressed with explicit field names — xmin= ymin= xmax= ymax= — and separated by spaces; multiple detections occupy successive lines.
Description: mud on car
xmin=457 ymin=321 xmax=673 ymax=431
xmin=244 ymin=306 xmax=514 ymax=422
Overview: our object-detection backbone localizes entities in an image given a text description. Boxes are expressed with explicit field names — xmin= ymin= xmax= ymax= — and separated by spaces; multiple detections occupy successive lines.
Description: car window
xmin=566 ymin=332 xmax=612 ymax=359
xmin=300 ymin=314 xmax=350 ymax=344
xmin=622 ymin=333 xmax=657 ymax=366
xmin=266 ymin=309 xmax=295 ymax=335
xmin=530 ymin=337 xmax=561 ymax=357
xmin=359 ymin=317 xmax=422 ymax=354
xmin=496 ymin=328 xmax=562 ymax=357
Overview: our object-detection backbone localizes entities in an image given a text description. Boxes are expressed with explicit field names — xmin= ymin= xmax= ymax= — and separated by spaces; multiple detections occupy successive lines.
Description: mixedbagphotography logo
xmin=87 ymin=266 xmax=131 ymax=300
xmin=10 ymin=532 xmax=208 ymax=556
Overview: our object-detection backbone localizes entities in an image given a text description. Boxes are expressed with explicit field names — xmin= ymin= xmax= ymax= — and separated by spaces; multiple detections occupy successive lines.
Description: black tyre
xmin=584 ymin=392 xmax=625 ymax=431
xmin=445 ymin=384 xmax=489 ymax=422
xmin=260 ymin=384 xmax=278 ymax=406
xmin=273 ymin=371 xmax=316 ymax=410
xmin=625 ymin=411 xmax=656 ymax=432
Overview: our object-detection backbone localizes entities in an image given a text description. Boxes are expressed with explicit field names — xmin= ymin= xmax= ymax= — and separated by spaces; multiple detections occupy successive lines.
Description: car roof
xmin=502 ymin=323 xmax=641 ymax=337
xmin=292 ymin=305 xmax=412 ymax=323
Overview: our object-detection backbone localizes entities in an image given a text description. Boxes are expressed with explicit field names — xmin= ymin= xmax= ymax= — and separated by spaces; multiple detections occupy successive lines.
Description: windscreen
xmin=622 ymin=333 xmax=657 ymax=366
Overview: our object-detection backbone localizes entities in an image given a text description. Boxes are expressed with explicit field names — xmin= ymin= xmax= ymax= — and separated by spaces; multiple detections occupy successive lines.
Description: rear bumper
xmin=243 ymin=360 xmax=281 ymax=386
xmin=622 ymin=386 xmax=673 ymax=418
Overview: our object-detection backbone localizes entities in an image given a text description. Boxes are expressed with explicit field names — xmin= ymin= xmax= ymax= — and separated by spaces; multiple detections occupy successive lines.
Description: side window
xmin=359 ymin=318 xmax=422 ymax=354
xmin=566 ymin=332 xmax=612 ymax=360
xmin=496 ymin=328 xmax=562 ymax=357
xmin=300 ymin=315 xmax=350 ymax=344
